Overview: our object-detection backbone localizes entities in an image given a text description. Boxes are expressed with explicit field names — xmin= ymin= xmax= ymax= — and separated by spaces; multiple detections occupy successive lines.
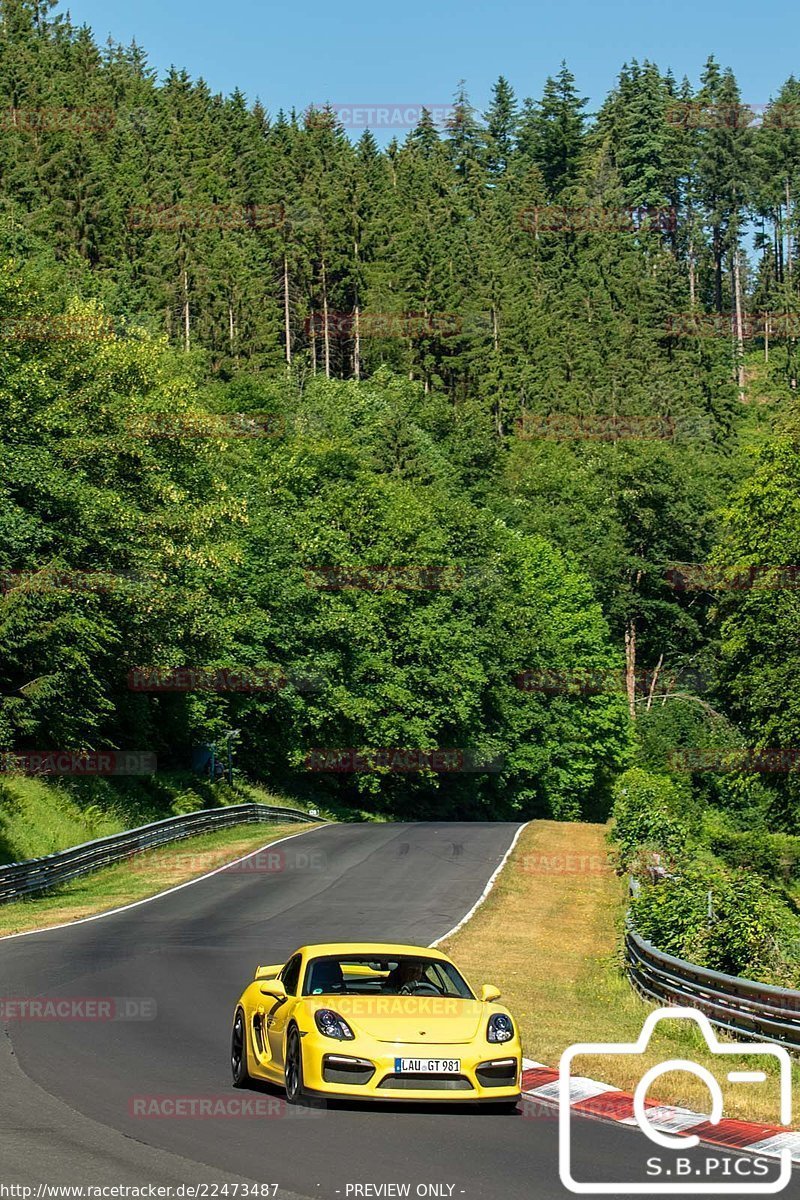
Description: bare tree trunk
xmin=228 ymin=300 xmax=235 ymax=353
xmin=646 ymin=654 xmax=664 ymax=713
xmin=491 ymin=304 xmax=503 ymax=434
xmin=310 ymin=315 xmax=317 ymax=376
xmin=713 ymin=226 xmax=723 ymax=312
xmin=765 ymin=314 xmax=770 ymax=364
xmin=353 ymin=238 xmax=361 ymax=381
xmin=182 ymin=267 xmax=190 ymax=352
xmin=777 ymin=212 xmax=785 ymax=284
xmin=787 ymin=179 xmax=793 ymax=280
xmin=283 ymin=253 xmax=292 ymax=366
xmin=320 ymin=258 xmax=331 ymax=379
xmin=354 ymin=304 xmax=361 ymax=380
xmin=688 ymin=240 xmax=696 ymax=308
xmin=625 ymin=619 xmax=637 ymax=720
xmin=733 ymin=247 xmax=746 ymax=402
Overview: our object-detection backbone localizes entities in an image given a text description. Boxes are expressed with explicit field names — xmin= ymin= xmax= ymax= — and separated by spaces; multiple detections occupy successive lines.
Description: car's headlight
xmin=487 ymin=1013 xmax=515 ymax=1043
xmin=314 ymin=1009 xmax=355 ymax=1040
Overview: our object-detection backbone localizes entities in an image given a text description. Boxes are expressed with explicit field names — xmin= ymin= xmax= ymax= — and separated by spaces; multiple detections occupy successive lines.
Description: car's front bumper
xmin=301 ymin=1038 xmax=522 ymax=1103
xmin=301 ymin=1083 xmax=520 ymax=1105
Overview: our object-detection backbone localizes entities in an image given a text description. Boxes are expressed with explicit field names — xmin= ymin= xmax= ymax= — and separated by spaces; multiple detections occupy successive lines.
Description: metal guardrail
xmin=626 ymin=924 xmax=800 ymax=1051
xmin=0 ymin=803 xmax=322 ymax=905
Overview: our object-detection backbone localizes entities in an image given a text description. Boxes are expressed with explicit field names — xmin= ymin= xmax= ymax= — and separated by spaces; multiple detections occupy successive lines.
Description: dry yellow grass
xmin=0 ymin=822 xmax=319 ymax=938
xmin=442 ymin=820 xmax=798 ymax=1126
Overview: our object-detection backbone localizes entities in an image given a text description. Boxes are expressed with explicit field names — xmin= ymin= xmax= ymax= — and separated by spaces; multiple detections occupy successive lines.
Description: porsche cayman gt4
xmin=230 ymin=942 xmax=521 ymax=1106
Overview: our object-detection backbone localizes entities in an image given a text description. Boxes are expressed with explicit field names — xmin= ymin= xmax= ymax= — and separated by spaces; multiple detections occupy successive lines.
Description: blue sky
xmin=66 ymin=0 xmax=798 ymax=137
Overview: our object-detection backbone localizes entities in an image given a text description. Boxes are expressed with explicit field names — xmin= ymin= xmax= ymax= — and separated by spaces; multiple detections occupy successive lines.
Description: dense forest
xmin=3 ymin=0 xmax=800 ymax=895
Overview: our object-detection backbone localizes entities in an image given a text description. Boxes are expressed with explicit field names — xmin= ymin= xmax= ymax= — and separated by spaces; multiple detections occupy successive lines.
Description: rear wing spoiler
xmin=255 ymin=964 xmax=282 ymax=981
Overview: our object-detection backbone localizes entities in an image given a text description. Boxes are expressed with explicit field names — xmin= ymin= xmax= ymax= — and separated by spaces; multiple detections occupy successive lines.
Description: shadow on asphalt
xmin=240 ymin=1076 xmax=520 ymax=1116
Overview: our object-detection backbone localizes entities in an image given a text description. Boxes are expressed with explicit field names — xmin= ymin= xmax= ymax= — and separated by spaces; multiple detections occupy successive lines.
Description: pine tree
xmin=696 ymin=59 xmax=751 ymax=314
xmin=483 ymin=76 xmax=518 ymax=177
xmin=517 ymin=62 xmax=587 ymax=196
xmin=445 ymin=81 xmax=483 ymax=181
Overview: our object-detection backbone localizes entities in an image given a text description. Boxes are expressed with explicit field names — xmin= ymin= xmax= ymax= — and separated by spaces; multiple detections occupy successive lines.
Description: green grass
xmin=0 ymin=821 xmax=321 ymax=937
xmin=0 ymin=772 xmax=323 ymax=866
xmin=442 ymin=820 xmax=800 ymax=1126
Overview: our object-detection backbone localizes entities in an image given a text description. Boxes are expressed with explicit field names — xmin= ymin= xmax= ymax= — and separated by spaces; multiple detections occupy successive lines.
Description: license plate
xmin=394 ymin=1058 xmax=461 ymax=1073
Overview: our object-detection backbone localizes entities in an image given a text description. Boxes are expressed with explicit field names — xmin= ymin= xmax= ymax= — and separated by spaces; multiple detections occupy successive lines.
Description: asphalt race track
xmin=0 ymin=822 xmax=795 ymax=1200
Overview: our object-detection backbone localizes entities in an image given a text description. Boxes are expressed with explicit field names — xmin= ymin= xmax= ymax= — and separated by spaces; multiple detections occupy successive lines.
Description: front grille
xmin=378 ymin=1073 xmax=473 ymax=1092
xmin=322 ymin=1055 xmax=375 ymax=1086
xmin=476 ymin=1059 xmax=518 ymax=1088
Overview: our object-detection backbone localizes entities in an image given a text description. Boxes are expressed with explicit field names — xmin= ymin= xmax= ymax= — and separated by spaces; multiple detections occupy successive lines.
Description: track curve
xmin=0 ymin=822 xmax=782 ymax=1200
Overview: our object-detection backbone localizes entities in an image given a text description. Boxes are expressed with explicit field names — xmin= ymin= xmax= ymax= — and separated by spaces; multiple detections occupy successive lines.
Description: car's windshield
xmin=302 ymin=955 xmax=474 ymax=999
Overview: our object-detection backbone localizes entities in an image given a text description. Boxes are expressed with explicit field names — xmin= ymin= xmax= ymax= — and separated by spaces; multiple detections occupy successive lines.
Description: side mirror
xmin=481 ymin=984 xmax=501 ymax=1003
xmin=260 ymin=979 xmax=287 ymax=1001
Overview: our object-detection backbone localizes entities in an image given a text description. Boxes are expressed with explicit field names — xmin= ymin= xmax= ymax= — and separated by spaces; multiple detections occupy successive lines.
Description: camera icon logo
xmin=558 ymin=1007 xmax=793 ymax=1194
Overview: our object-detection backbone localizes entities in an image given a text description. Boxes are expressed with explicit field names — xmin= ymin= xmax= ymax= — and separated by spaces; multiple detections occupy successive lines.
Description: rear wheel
xmin=231 ymin=1008 xmax=251 ymax=1089
xmin=284 ymin=1026 xmax=307 ymax=1105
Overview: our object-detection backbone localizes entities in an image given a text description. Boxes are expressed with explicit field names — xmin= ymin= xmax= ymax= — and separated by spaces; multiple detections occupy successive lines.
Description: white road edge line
xmin=0 ymin=824 xmax=326 ymax=944
xmin=429 ymin=821 xmax=528 ymax=948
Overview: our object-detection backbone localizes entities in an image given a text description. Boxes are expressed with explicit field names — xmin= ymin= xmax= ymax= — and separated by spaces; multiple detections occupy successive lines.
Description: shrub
xmin=632 ymin=860 xmax=800 ymax=986
xmin=707 ymin=827 xmax=800 ymax=883
xmin=611 ymin=768 xmax=694 ymax=870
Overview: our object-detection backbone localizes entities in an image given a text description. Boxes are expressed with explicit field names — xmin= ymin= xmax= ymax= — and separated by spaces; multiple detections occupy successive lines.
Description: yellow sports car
xmin=230 ymin=941 xmax=521 ymax=1107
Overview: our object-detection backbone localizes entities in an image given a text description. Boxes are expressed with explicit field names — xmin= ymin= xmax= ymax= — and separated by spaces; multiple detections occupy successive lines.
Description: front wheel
xmin=231 ymin=1008 xmax=251 ymax=1089
xmin=284 ymin=1026 xmax=307 ymax=1105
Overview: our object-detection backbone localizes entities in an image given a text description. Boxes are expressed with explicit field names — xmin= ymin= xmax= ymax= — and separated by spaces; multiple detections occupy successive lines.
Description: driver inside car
xmin=383 ymin=960 xmax=428 ymax=993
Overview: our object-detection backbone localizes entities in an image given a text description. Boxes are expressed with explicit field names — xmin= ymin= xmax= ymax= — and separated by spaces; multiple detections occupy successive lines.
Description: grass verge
xmin=0 ymin=821 xmax=321 ymax=938
xmin=440 ymin=819 xmax=798 ymax=1126
xmin=0 ymin=772 xmax=323 ymax=865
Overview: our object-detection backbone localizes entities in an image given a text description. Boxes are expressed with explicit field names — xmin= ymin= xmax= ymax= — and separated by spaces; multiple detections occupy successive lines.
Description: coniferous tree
xmin=517 ymin=62 xmax=588 ymax=196
xmin=483 ymin=76 xmax=518 ymax=177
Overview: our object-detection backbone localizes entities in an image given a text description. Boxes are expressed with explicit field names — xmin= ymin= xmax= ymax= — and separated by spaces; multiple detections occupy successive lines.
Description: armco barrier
xmin=0 ymin=803 xmax=322 ymax=904
xmin=626 ymin=924 xmax=800 ymax=1051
